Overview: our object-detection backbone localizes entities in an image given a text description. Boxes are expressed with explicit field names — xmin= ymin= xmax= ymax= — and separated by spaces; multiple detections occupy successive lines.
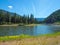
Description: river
xmin=0 ymin=24 xmax=60 ymax=36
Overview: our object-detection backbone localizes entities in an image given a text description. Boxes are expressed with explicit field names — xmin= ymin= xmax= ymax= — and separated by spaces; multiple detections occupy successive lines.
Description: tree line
xmin=0 ymin=9 xmax=38 ymax=24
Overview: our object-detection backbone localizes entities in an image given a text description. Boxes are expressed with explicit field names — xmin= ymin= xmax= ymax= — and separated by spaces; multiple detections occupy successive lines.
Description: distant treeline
xmin=0 ymin=9 xmax=38 ymax=24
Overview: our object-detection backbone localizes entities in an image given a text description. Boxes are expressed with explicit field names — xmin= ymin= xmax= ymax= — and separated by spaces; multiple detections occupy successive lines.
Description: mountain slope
xmin=45 ymin=9 xmax=60 ymax=23
xmin=0 ymin=9 xmax=19 ymax=16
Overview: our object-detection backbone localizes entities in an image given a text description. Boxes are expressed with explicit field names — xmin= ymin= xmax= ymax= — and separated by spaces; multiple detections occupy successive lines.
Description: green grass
xmin=37 ymin=32 xmax=60 ymax=37
xmin=0 ymin=32 xmax=60 ymax=42
xmin=0 ymin=34 xmax=32 ymax=41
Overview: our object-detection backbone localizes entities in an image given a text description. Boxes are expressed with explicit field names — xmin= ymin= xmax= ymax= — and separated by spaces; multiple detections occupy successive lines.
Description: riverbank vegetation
xmin=0 ymin=32 xmax=60 ymax=45
xmin=0 ymin=9 xmax=39 ymax=25
xmin=0 ymin=34 xmax=32 ymax=41
xmin=0 ymin=32 xmax=60 ymax=41
xmin=1 ymin=9 xmax=60 ymax=25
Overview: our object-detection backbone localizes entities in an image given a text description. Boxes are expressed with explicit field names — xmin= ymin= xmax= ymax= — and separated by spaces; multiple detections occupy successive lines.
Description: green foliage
xmin=0 ymin=32 xmax=60 ymax=41
xmin=0 ymin=34 xmax=31 ymax=41
xmin=0 ymin=9 xmax=38 ymax=24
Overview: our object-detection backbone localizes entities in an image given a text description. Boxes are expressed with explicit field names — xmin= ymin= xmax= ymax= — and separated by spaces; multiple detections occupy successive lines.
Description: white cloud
xmin=8 ymin=6 xmax=13 ymax=9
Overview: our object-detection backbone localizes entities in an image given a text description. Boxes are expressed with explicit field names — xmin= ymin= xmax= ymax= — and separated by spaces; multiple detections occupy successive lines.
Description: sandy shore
xmin=25 ymin=24 xmax=40 ymax=26
xmin=0 ymin=24 xmax=19 ymax=26
xmin=0 ymin=35 xmax=60 ymax=45
xmin=0 ymin=24 xmax=40 ymax=26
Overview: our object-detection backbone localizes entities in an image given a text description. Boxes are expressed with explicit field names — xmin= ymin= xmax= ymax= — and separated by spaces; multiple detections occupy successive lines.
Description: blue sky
xmin=0 ymin=0 xmax=60 ymax=18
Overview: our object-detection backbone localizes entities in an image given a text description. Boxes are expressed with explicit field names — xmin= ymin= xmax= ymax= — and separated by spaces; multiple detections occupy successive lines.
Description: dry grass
xmin=0 ymin=35 xmax=60 ymax=45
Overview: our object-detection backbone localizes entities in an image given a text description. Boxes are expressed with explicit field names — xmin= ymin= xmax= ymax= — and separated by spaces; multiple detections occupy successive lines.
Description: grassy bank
xmin=0 ymin=32 xmax=60 ymax=42
xmin=0 ymin=34 xmax=32 ymax=41
xmin=0 ymin=32 xmax=60 ymax=45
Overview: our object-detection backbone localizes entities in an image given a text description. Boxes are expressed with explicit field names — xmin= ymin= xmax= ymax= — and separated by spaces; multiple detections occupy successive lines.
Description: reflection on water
xmin=0 ymin=24 xmax=60 ymax=36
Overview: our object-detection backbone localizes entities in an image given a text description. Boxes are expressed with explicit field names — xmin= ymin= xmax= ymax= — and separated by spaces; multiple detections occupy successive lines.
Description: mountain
xmin=0 ymin=9 xmax=19 ymax=16
xmin=36 ymin=18 xmax=45 ymax=21
xmin=45 ymin=9 xmax=60 ymax=23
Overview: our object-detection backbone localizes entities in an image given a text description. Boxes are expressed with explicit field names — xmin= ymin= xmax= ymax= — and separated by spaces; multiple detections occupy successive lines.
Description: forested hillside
xmin=45 ymin=9 xmax=60 ymax=23
xmin=0 ymin=9 xmax=38 ymax=24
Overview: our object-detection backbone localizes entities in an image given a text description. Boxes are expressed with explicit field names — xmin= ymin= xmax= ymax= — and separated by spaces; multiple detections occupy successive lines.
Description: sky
xmin=0 ymin=0 xmax=60 ymax=18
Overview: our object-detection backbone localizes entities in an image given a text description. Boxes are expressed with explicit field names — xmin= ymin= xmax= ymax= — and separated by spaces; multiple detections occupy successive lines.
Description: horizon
xmin=0 ymin=0 xmax=60 ymax=18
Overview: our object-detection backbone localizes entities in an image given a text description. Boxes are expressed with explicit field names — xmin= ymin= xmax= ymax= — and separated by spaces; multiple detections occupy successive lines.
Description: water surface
xmin=0 ymin=24 xmax=60 ymax=36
